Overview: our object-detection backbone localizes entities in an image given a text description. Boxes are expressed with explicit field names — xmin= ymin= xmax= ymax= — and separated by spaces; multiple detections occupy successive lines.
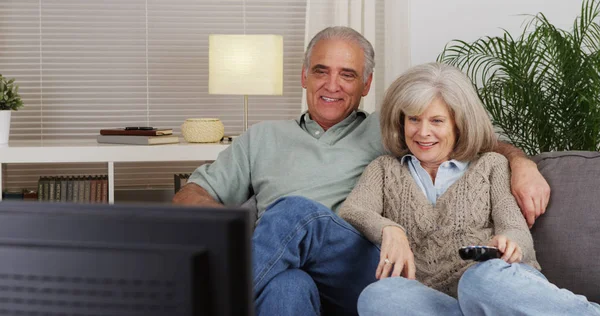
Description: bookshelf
xmin=0 ymin=139 xmax=229 ymax=203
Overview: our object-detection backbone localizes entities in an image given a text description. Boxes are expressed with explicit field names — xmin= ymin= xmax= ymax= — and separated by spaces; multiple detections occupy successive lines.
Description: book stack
xmin=174 ymin=173 xmax=191 ymax=193
xmin=37 ymin=176 xmax=108 ymax=203
xmin=2 ymin=189 xmax=38 ymax=201
xmin=97 ymin=127 xmax=179 ymax=145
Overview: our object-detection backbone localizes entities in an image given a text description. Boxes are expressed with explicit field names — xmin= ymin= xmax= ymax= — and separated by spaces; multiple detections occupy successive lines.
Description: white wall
xmin=405 ymin=0 xmax=584 ymax=67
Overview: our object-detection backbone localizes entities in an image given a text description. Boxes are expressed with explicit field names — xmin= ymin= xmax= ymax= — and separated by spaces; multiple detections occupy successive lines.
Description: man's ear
xmin=301 ymin=67 xmax=307 ymax=88
xmin=362 ymin=73 xmax=374 ymax=96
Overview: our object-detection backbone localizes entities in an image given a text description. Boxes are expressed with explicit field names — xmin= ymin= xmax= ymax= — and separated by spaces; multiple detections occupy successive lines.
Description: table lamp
xmin=209 ymin=34 xmax=283 ymax=131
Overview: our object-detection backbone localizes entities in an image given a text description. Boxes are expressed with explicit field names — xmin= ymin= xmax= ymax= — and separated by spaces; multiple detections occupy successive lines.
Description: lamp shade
xmin=209 ymin=34 xmax=283 ymax=95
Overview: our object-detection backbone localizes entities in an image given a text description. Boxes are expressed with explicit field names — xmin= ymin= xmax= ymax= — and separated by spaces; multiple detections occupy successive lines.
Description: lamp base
xmin=244 ymin=95 xmax=249 ymax=131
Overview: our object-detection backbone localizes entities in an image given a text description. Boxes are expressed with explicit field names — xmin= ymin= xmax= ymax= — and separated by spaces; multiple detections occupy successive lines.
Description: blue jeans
xmin=358 ymin=259 xmax=600 ymax=316
xmin=252 ymin=196 xmax=380 ymax=316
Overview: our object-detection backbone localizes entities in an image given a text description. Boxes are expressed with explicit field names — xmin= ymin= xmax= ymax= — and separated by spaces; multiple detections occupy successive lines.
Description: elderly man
xmin=173 ymin=26 xmax=550 ymax=315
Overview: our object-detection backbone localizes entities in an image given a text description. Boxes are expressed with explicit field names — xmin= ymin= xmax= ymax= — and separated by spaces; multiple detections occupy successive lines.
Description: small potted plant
xmin=0 ymin=74 xmax=24 ymax=145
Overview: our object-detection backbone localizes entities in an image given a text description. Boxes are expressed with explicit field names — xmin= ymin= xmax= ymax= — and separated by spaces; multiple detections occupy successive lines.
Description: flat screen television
xmin=0 ymin=201 xmax=253 ymax=316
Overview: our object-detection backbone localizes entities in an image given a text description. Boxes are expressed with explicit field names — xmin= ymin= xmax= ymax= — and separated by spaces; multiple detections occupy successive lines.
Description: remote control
xmin=458 ymin=246 xmax=501 ymax=261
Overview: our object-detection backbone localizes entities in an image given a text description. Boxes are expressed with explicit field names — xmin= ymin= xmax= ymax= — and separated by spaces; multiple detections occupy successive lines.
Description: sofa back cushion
xmin=531 ymin=151 xmax=600 ymax=303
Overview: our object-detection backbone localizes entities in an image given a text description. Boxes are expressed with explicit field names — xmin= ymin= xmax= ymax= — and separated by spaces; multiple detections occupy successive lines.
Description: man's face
xmin=301 ymin=39 xmax=373 ymax=130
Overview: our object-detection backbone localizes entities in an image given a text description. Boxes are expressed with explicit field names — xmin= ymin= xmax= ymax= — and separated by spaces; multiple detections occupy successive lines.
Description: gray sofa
xmin=531 ymin=151 xmax=600 ymax=303
xmin=246 ymin=151 xmax=600 ymax=303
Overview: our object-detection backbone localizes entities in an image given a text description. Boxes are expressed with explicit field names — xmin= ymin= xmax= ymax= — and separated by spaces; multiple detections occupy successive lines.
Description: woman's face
xmin=404 ymin=98 xmax=457 ymax=168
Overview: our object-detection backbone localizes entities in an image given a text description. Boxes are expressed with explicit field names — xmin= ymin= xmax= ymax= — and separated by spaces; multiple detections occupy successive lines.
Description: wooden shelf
xmin=0 ymin=138 xmax=229 ymax=202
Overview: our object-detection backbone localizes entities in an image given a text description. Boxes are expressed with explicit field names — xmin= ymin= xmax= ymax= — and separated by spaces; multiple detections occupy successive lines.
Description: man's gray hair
xmin=380 ymin=62 xmax=497 ymax=161
xmin=303 ymin=26 xmax=375 ymax=83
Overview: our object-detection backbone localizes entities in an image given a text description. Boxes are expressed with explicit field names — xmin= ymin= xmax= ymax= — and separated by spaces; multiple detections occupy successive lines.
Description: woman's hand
xmin=490 ymin=235 xmax=523 ymax=263
xmin=376 ymin=226 xmax=416 ymax=280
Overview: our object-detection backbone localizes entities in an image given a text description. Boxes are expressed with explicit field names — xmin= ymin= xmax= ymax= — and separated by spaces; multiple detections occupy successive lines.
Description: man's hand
xmin=510 ymin=157 xmax=551 ymax=228
xmin=376 ymin=226 xmax=415 ymax=280
xmin=172 ymin=182 xmax=224 ymax=207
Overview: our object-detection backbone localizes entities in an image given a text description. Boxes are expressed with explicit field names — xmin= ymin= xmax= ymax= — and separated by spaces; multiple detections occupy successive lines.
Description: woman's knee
xmin=358 ymin=278 xmax=396 ymax=307
xmin=357 ymin=277 xmax=422 ymax=315
xmin=458 ymin=259 xmax=519 ymax=304
xmin=459 ymin=260 xmax=505 ymax=291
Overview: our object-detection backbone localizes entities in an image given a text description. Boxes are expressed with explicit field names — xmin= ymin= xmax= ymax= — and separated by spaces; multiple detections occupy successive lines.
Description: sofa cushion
xmin=531 ymin=151 xmax=600 ymax=303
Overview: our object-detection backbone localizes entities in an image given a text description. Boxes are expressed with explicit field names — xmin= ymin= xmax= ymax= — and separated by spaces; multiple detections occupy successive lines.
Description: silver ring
xmin=384 ymin=258 xmax=392 ymax=265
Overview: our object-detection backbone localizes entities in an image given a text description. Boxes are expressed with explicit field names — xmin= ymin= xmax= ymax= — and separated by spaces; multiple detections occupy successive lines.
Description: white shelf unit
xmin=0 ymin=139 xmax=229 ymax=203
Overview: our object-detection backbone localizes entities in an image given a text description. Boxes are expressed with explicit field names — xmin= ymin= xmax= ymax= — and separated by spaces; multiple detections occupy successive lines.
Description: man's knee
xmin=261 ymin=196 xmax=332 ymax=222
xmin=270 ymin=196 xmax=329 ymax=212
xmin=256 ymin=269 xmax=320 ymax=316
xmin=265 ymin=269 xmax=319 ymax=296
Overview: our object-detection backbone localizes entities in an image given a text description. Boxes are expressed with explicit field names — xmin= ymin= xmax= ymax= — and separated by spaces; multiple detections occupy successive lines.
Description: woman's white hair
xmin=380 ymin=62 xmax=496 ymax=161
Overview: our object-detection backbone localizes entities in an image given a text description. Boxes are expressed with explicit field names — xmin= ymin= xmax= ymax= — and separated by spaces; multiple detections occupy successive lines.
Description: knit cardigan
xmin=338 ymin=152 xmax=540 ymax=297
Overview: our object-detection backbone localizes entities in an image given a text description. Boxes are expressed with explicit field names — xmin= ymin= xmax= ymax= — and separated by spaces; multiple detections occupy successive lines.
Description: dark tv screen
xmin=0 ymin=201 xmax=253 ymax=316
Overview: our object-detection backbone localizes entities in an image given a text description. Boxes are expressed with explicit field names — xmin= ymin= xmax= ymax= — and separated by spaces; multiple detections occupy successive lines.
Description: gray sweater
xmin=338 ymin=152 xmax=540 ymax=297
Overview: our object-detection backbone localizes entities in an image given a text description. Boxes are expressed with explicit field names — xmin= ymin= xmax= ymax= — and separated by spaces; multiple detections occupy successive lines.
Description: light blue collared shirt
xmin=401 ymin=155 xmax=470 ymax=205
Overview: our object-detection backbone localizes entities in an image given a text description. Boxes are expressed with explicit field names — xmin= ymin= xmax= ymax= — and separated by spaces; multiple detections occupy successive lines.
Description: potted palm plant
xmin=0 ymin=74 xmax=24 ymax=145
xmin=438 ymin=0 xmax=600 ymax=155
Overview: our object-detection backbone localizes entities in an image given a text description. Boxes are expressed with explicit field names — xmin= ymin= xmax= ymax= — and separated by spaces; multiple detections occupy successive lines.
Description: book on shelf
xmin=83 ymin=176 xmax=91 ymax=203
xmin=60 ymin=177 xmax=67 ymax=202
xmin=99 ymin=128 xmax=173 ymax=136
xmin=43 ymin=178 xmax=50 ymax=202
xmin=2 ymin=189 xmax=23 ymax=200
xmin=97 ymin=135 xmax=179 ymax=145
xmin=54 ymin=178 xmax=61 ymax=201
xmin=77 ymin=178 xmax=85 ymax=203
xmin=101 ymin=176 xmax=108 ymax=203
xmin=95 ymin=177 xmax=102 ymax=203
xmin=72 ymin=178 xmax=80 ymax=202
xmin=67 ymin=177 xmax=74 ymax=202
xmin=36 ymin=175 xmax=108 ymax=203
xmin=37 ymin=177 xmax=44 ymax=201
xmin=48 ymin=178 xmax=55 ymax=202
xmin=90 ymin=177 xmax=97 ymax=203
xmin=23 ymin=189 xmax=37 ymax=201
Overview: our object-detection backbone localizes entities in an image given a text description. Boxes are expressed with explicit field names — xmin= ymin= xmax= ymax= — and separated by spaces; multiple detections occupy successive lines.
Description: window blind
xmin=0 ymin=0 xmax=307 ymax=191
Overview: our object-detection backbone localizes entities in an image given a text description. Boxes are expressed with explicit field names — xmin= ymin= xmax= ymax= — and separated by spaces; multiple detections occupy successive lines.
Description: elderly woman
xmin=339 ymin=62 xmax=600 ymax=315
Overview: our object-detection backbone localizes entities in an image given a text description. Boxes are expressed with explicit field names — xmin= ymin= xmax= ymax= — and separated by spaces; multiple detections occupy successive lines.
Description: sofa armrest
xmin=240 ymin=195 xmax=258 ymax=228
